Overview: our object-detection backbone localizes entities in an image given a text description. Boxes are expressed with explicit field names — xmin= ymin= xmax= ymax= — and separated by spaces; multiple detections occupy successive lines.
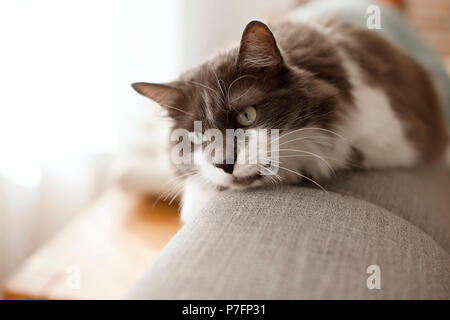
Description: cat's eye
xmin=188 ymin=131 xmax=206 ymax=145
xmin=236 ymin=106 xmax=257 ymax=126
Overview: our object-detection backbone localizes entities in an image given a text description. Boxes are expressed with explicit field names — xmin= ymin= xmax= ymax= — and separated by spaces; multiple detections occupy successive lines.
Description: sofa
xmin=126 ymin=163 xmax=450 ymax=299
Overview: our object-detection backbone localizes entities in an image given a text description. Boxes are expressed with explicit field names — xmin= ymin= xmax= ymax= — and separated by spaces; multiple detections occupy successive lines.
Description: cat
xmin=132 ymin=19 xmax=449 ymax=223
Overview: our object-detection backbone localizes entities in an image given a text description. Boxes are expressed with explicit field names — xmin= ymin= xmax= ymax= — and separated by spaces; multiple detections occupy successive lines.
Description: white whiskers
xmin=274 ymin=164 xmax=328 ymax=192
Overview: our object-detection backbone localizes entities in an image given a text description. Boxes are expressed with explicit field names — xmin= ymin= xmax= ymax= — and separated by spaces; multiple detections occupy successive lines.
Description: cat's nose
xmin=214 ymin=160 xmax=234 ymax=174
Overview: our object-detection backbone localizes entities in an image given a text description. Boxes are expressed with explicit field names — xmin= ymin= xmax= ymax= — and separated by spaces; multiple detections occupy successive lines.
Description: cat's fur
xmin=133 ymin=19 xmax=449 ymax=223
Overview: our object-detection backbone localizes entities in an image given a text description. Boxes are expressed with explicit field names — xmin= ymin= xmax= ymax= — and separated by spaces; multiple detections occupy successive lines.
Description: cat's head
xmin=133 ymin=21 xmax=339 ymax=190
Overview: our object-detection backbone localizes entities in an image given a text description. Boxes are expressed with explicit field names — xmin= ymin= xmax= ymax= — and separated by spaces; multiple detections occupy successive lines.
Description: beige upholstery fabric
xmin=126 ymin=164 xmax=450 ymax=299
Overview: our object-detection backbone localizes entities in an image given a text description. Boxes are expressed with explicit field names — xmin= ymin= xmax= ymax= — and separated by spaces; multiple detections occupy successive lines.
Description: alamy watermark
xmin=366 ymin=264 xmax=381 ymax=290
xmin=66 ymin=264 xmax=81 ymax=290
xmin=366 ymin=5 xmax=382 ymax=30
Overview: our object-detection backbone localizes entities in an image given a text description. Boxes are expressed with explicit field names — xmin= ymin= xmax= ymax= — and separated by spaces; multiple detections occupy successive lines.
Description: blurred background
xmin=0 ymin=0 xmax=449 ymax=294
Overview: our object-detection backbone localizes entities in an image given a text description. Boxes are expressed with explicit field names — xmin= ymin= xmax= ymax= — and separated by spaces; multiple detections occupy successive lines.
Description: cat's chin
xmin=211 ymin=175 xmax=266 ymax=191
xmin=229 ymin=179 xmax=265 ymax=190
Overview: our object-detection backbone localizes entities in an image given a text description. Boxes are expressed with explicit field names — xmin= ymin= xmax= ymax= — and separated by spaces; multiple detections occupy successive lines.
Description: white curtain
xmin=0 ymin=0 xmax=123 ymax=284
xmin=0 ymin=0 xmax=296 ymax=288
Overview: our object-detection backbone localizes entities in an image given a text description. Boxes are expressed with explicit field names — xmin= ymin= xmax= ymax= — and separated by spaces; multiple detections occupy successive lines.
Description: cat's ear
xmin=131 ymin=82 xmax=185 ymax=109
xmin=237 ymin=20 xmax=283 ymax=69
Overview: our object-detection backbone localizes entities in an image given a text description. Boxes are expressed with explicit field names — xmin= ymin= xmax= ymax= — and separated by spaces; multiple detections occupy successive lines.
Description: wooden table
xmin=2 ymin=188 xmax=181 ymax=300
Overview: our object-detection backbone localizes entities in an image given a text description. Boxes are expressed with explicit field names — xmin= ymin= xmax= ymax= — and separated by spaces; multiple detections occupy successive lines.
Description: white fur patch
xmin=338 ymin=56 xmax=419 ymax=168
xmin=194 ymin=148 xmax=233 ymax=187
xmin=181 ymin=175 xmax=218 ymax=223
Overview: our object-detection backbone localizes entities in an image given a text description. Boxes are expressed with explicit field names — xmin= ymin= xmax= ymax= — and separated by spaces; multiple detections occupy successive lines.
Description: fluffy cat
xmin=132 ymin=19 xmax=449 ymax=223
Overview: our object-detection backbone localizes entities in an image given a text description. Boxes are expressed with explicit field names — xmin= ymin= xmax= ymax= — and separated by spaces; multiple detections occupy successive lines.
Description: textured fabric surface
xmin=126 ymin=164 xmax=450 ymax=299
xmin=323 ymin=164 xmax=450 ymax=252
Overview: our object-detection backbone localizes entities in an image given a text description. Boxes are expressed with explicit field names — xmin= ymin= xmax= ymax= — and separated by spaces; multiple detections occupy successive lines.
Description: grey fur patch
xmin=133 ymin=17 xmax=448 ymax=180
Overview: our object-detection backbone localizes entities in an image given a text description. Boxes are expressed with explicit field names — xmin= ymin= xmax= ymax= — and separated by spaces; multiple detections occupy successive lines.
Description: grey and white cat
xmin=133 ymin=19 xmax=449 ymax=223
